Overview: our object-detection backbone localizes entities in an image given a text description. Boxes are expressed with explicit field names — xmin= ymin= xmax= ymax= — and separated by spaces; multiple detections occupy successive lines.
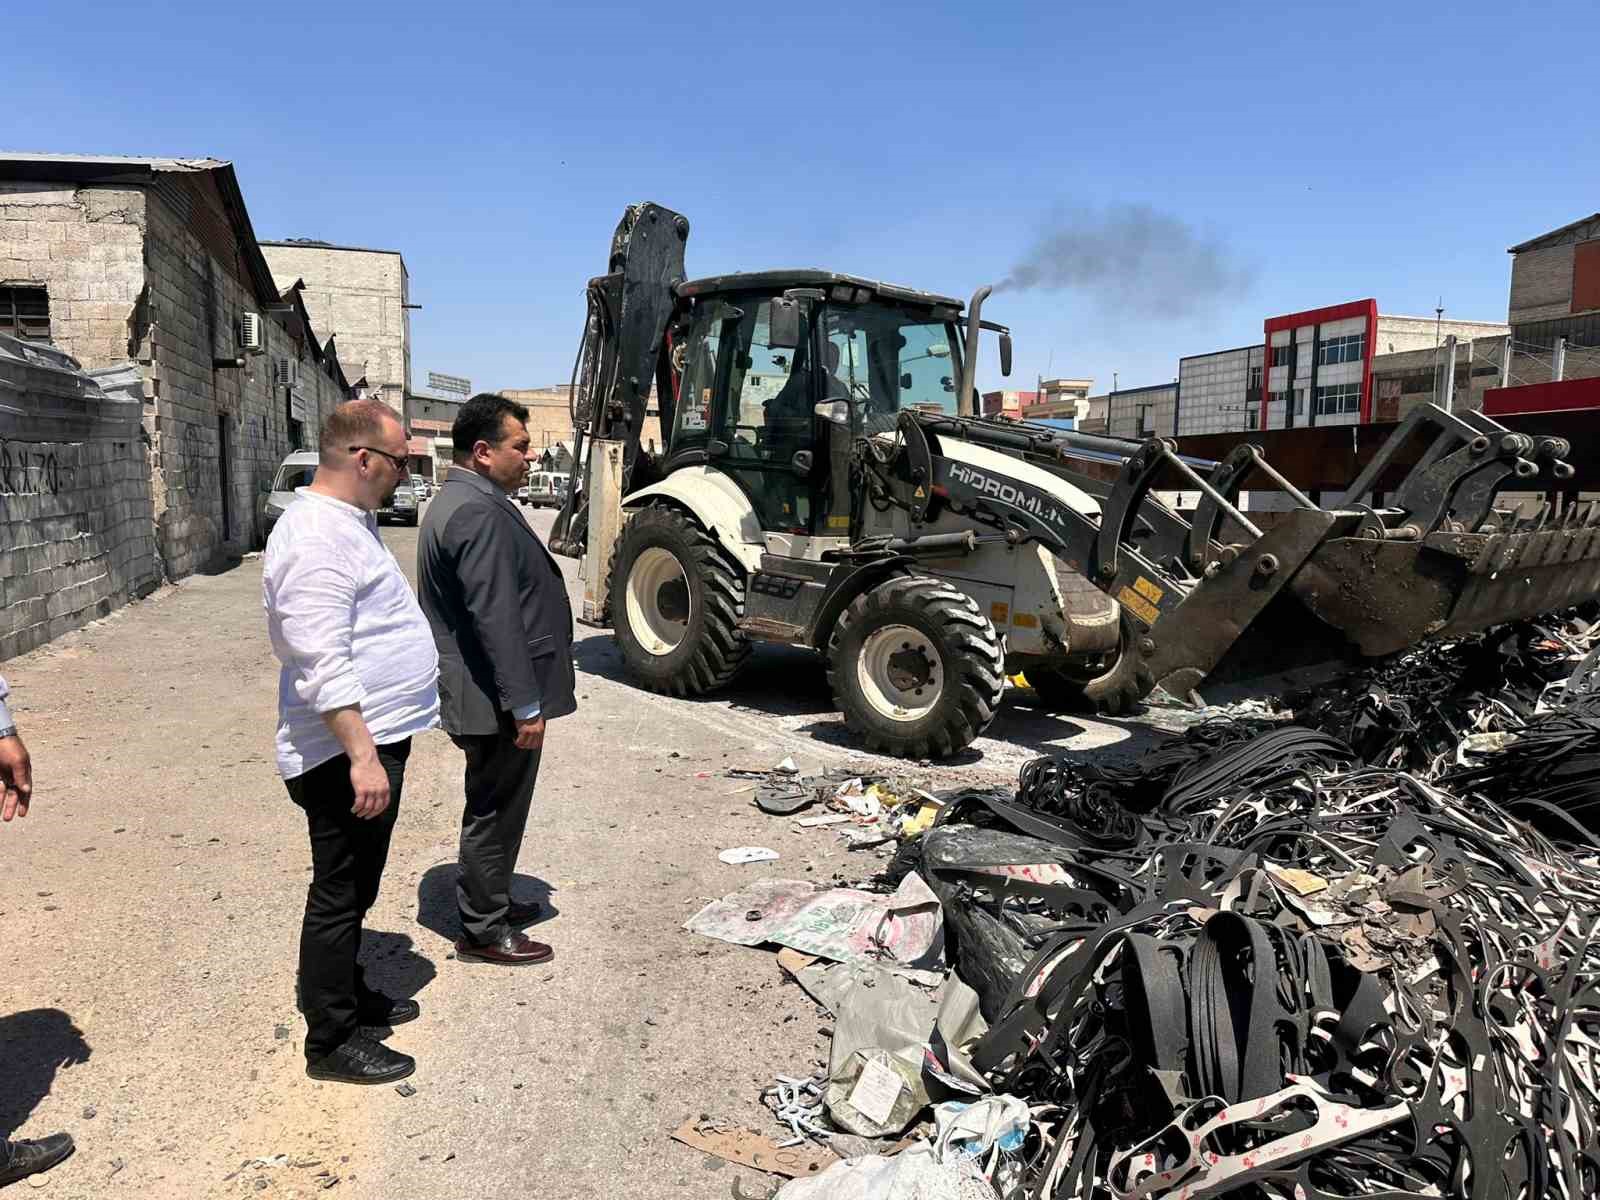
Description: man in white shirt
xmin=263 ymin=400 xmax=439 ymax=1086
xmin=0 ymin=676 xmax=77 ymax=1189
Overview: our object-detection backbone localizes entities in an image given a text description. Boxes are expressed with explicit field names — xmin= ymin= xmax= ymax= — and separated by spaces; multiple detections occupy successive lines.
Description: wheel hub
xmin=626 ymin=547 xmax=691 ymax=656
xmin=857 ymin=624 xmax=942 ymax=722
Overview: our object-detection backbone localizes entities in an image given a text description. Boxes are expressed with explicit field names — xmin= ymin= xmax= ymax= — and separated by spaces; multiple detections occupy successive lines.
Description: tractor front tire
xmin=610 ymin=506 xmax=750 ymax=696
xmin=1026 ymin=611 xmax=1146 ymax=716
xmin=827 ymin=575 xmax=1005 ymax=760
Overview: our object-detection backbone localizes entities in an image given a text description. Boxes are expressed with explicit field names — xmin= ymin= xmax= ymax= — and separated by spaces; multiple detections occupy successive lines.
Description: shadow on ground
xmin=575 ymin=635 xmax=838 ymax=718
xmin=0 ymin=1008 xmax=90 ymax=1140
xmin=415 ymin=863 xmax=559 ymax=943
xmin=360 ymin=930 xmax=438 ymax=1002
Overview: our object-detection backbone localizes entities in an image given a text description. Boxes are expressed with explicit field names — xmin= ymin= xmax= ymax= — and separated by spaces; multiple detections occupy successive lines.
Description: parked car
xmin=379 ymin=481 xmax=420 ymax=526
xmin=410 ymin=474 xmax=433 ymax=500
xmin=260 ymin=450 xmax=319 ymax=538
xmin=523 ymin=471 xmax=570 ymax=508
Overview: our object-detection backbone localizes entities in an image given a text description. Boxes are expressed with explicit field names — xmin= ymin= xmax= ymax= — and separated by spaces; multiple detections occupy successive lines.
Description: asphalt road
xmin=0 ymin=501 xmax=1167 ymax=1199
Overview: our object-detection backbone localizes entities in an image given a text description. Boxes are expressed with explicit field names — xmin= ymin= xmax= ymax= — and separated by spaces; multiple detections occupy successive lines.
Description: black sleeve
xmin=443 ymin=503 xmax=541 ymax=713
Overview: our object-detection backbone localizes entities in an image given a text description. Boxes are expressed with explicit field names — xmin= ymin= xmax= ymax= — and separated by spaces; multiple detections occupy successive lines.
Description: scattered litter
xmin=794 ymin=814 xmax=850 ymax=829
xmin=719 ymin=846 xmax=781 ymax=865
xmin=394 ymin=1082 xmax=416 ymax=1098
xmin=686 ymin=874 xmax=943 ymax=968
xmin=671 ymin=1118 xmax=836 ymax=1178
xmin=771 ymin=1143 xmax=993 ymax=1200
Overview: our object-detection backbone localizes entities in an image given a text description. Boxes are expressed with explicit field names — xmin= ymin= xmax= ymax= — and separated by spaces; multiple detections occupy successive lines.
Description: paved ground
xmin=1 ymin=503 xmax=1176 ymax=1199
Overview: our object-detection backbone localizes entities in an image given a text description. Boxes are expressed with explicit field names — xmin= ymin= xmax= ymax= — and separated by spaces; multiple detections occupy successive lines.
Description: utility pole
xmin=1500 ymin=334 xmax=1512 ymax=389
xmin=1555 ymin=337 xmax=1567 ymax=382
xmin=1441 ymin=335 xmax=1458 ymax=411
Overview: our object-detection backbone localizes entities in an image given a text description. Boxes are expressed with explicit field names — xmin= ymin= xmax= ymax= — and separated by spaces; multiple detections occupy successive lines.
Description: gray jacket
xmin=417 ymin=467 xmax=577 ymax=736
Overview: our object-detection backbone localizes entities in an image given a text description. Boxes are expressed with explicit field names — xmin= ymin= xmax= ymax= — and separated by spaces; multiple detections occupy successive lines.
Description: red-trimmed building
xmin=1258 ymin=301 xmax=1508 ymax=429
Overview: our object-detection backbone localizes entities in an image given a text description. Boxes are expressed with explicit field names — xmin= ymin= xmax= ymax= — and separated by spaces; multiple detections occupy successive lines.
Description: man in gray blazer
xmin=417 ymin=394 xmax=576 ymax=966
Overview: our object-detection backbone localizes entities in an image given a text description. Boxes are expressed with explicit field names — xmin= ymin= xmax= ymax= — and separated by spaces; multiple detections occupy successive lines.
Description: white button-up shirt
xmin=263 ymin=489 xmax=440 ymax=779
xmin=0 ymin=674 xmax=12 ymax=730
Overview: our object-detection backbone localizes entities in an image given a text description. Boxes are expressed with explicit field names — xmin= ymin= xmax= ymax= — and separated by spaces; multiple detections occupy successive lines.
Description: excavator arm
xmin=549 ymin=202 xmax=689 ymax=558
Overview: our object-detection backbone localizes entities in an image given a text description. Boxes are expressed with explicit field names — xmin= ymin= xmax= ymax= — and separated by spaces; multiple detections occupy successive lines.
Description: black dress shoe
xmin=306 ymin=1035 xmax=415 ymax=1085
xmin=506 ymin=900 xmax=544 ymax=928
xmin=356 ymin=993 xmax=420 ymax=1032
xmin=454 ymin=930 xmax=554 ymax=966
xmin=0 ymin=1132 xmax=75 ymax=1186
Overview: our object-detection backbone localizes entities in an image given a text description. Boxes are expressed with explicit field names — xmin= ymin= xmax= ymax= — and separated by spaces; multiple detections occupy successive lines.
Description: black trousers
xmin=449 ymin=716 xmax=541 ymax=946
xmin=285 ymin=739 xmax=410 ymax=1060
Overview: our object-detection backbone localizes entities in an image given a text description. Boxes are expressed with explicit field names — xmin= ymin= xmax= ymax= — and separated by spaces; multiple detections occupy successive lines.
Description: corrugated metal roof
xmin=1508 ymin=213 xmax=1600 ymax=254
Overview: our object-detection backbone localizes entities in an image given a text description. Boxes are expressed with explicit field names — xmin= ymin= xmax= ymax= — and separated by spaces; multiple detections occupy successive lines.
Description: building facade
xmin=980 ymin=389 xmax=1037 ymax=418
xmin=0 ymin=155 xmax=352 ymax=586
xmin=1105 ymin=382 xmax=1178 ymax=439
xmin=1506 ymin=212 xmax=1600 ymax=381
xmin=1178 ymin=345 xmax=1263 ymax=436
xmin=1260 ymin=301 xmax=1507 ymax=430
xmin=260 ymin=240 xmax=411 ymax=418
xmin=503 ymin=384 xmax=662 ymax=457
xmin=1020 ymin=377 xmax=1092 ymax=423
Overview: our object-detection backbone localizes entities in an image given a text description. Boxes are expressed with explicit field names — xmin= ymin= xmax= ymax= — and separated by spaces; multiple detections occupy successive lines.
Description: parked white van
xmin=260 ymin=450 xmax=319 ymax=538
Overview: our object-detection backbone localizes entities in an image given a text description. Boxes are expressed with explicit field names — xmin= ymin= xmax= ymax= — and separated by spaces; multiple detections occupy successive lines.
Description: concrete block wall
xmin=0 ymin=183 xmax=147 ymax=369
xmin=0 ymin=338 xmax=160 ymax=660
xmin=142 ymin=188 xmax=348 ymax=575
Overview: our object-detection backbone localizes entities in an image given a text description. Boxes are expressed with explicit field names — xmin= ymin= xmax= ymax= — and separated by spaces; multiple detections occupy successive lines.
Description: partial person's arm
xmin=267 ymin=543 xmax=391 ymax=817
xmin=0 ymin=674 xmax=34 ymax=821
xmin=446 ymin=506 xmax=545 ymax=749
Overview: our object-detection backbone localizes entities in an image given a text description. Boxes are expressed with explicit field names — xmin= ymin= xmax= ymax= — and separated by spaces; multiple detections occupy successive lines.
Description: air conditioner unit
xmin=239 ymin=311 xmax=265 ymax=354
xmin=274 ymin=357 xmax=300 ymax=388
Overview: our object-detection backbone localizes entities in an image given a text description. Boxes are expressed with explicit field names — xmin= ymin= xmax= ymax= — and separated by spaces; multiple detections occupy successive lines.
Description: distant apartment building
xmin=260 ymin=239 xmax=412 ymax=417
xmin=1105 ymin=383 xmax=1179 ymax=439
xmin=503 ymin=384 xmax=662 ymax=460
xmin=1179 ymin=345 xmax=1264 ymax=435
xmin=980 ymin=389 xmax=1037 ymax=418
xmin=1260 ymin=301 xmax=1506 ymax=430
xmin=1021 ymin=377 xmax=1093 ymax=424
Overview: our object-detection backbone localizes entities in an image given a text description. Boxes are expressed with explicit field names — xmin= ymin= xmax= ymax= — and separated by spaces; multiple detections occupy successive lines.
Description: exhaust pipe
xmin=958 ymin=285 xmax=993 ymax=417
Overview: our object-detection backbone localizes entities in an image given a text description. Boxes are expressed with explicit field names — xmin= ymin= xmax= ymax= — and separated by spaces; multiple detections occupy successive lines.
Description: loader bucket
xmin=1290 ymin=521 xmax=1600 ymax=657
xmin=1106 ymin=404 xmax=1600 ymax=700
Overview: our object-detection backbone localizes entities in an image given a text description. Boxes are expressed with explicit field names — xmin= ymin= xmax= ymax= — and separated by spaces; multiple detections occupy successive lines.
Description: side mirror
xmin=769 ymin=298 xmax=802 ymax=349
xmin=814 ymin=399 xmax=852 ymax=426
xmin=999 ymin=332 xmax=1013 ymax=377
xmin=259 ymin=479 xmax=272 ymax=493
xmin=900 ymin=372 xmax=914 ymax=390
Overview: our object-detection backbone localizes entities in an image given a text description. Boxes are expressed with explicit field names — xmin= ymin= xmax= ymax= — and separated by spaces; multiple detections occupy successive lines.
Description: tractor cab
xmin=665 ymin=271 xmax=972 ymax=539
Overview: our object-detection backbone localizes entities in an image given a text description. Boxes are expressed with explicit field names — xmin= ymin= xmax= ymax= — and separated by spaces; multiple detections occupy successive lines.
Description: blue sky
xmin=9 ymin=0 xmax=1599 ymax=396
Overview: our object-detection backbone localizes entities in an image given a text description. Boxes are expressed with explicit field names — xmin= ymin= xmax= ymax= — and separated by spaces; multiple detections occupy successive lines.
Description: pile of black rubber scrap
xmin=914 ymin=706 xmax=1600 ymax=1200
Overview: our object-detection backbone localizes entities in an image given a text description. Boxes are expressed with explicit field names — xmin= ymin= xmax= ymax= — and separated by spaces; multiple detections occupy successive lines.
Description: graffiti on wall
xmin=0 ymin=439 xmax=68 ymax=495
xmin=178 ymin=423 xmax=217 ymax=496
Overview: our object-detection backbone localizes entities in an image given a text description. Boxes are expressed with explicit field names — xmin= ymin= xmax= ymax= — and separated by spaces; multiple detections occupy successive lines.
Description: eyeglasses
xmin=349 ymin=445 xmax=408 ymax=472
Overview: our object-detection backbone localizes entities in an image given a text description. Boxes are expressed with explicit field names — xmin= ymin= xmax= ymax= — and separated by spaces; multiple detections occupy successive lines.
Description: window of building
xmin=1314 ymin=382 xmax=1362 ymax=416
xmin=0 ymin=286 xmax=50 ymax=341
xmin=1317 ymin=333 xmax=1366 ymax=366
xmin=1246 ymin=407 xmax=1259 ymax=430
xmin=1270 ymin=388 xmax=1293 ymax=409
xmin=1248 ymin=364 xmax=1262 ymax=390
xmin=1271 ymin=343 xmax=1294 ymax=367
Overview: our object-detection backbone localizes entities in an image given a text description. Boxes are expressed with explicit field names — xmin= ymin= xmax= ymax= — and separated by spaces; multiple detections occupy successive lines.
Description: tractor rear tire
xmin=827 ymin=575 xmax=1005 ymax=760
xmin=1027 ymin=611 xmax=1146 ymax=716
xmin=610 ymin=506 xmax=750 ymax=696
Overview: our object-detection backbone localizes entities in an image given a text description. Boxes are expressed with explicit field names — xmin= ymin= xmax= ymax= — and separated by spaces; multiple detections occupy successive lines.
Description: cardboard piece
xmin=670 ymin=1120 xmax=835 ymax=1179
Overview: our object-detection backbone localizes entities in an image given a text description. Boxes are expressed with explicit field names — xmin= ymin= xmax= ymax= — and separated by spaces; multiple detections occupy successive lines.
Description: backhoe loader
xmin=549 ymin=203 xmax=1600 ymax=759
